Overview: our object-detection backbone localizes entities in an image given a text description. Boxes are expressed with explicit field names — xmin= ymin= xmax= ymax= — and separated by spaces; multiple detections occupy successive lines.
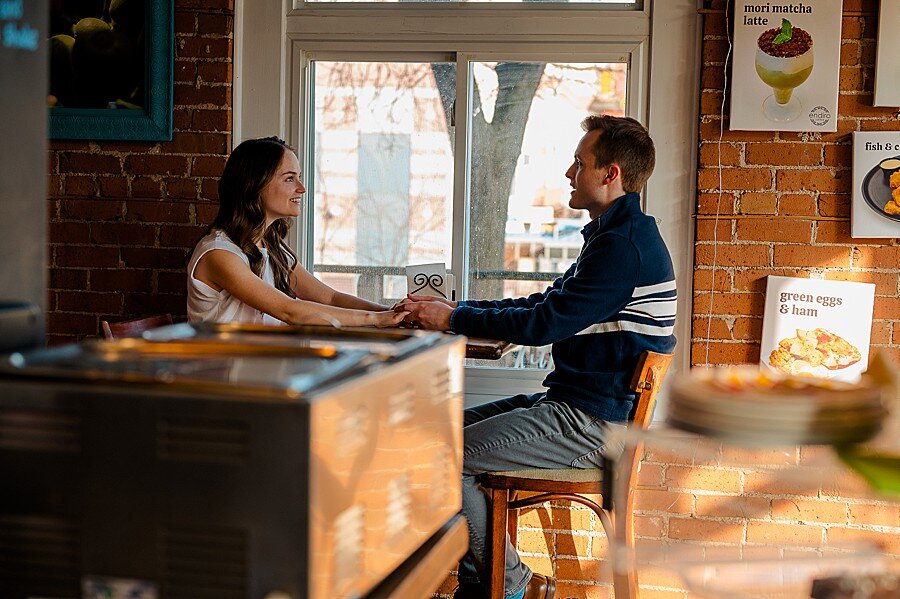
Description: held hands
xmin=393 ymin=296 xmax=454 ymax=331
xmin=372 ymin=310 xmax=409 ymax=328
xmin=391 ymin=293 xmax=457 ymax=310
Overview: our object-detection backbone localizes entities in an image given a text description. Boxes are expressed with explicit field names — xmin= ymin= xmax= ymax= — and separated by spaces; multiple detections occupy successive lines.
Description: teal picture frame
xmin=48 ymin=0 xmax=173 ymax=141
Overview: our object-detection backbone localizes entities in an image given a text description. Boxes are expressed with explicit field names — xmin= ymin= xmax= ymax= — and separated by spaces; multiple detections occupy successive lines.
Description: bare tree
xmin=432 ymin=62 xmax=545 ymax=299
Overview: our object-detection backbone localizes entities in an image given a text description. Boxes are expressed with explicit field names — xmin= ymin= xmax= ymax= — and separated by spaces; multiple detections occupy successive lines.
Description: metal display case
xmin=0 ymin=330 xmax=465 ymax=599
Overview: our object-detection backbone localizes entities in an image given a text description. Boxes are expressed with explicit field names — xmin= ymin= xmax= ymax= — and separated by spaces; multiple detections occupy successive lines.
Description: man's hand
xmin=399 ymin=293 xmax=457 ymax=309
xmin=394 ymin=300 xmax=454 ymax=331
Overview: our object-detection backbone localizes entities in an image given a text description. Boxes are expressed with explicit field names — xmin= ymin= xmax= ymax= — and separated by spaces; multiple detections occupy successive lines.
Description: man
xmin=399 ymin=115 xmax=676 ymax=599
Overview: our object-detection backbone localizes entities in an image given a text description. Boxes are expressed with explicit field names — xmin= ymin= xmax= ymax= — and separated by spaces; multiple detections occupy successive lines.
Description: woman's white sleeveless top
xmin=187 ymin=230 xmax=284 ymax=326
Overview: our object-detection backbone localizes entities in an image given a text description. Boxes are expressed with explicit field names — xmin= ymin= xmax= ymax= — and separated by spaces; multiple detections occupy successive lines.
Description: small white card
xmin=406 ymin=263 xmax=454 ymax=300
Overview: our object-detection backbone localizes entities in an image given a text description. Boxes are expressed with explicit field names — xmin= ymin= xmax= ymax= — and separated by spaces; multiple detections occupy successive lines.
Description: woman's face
xmin=260 ymin=149 xmax=306 ymax=225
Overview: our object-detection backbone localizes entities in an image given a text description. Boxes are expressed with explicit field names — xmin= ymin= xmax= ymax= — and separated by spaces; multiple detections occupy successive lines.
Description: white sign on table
xmin=851 ymin=131 xmax=900 ymax=238
xmin=761 ymin=276 xmax=875 ymax=382
xmin=406 ymin=263 xmax=455 ymax=300
xmin=730 ymin=0 xmax=842 ymax=132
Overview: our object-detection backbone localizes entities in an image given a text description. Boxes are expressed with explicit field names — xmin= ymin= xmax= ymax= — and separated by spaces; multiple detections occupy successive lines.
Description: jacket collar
xmin=581 ymin=192 xmax=642 ymax=240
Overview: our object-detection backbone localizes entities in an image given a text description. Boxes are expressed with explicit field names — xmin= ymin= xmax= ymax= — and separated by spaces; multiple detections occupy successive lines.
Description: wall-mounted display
xmin=47 ymin=0 xmax=172 ymax=141
xmin=761 ymin=276 xmax=874 ymax=382
xmin=852 ymin=131 xmax=900 ymax=238
xmin=730 ymin=0 xmax=842 ymax=132
xmin=874 ymin=1 xmax=900 ymax=106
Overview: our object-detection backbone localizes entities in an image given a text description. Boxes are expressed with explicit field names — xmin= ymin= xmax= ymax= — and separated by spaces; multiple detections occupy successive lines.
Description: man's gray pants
xmin=457 ymin=392 xmax=610 ymax=597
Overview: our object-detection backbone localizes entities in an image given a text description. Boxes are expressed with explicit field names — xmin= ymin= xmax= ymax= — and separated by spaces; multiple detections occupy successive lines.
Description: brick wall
xmin=46 ymin=0 xmax=233 ymax=345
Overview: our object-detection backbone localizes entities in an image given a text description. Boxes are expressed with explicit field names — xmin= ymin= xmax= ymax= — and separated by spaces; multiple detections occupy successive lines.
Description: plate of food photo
xmin=861 ymin=156 xmax=900 ymax=222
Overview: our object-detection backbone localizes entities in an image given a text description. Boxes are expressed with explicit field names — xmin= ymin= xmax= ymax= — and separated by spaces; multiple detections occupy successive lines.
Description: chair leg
xmin=508 ymin=505 xmax=519 ymax=549
xmin=489 ymin=488 xmax=509 ymax=599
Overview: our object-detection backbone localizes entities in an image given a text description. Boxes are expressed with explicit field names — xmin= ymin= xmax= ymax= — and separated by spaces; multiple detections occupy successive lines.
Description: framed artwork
xmin=851 ymin=131 xmax=900 ymax=238
xmin=47 ymin=0 xmax=173 ymax=141
xmin=729 ymin=0 xmax=842 ymax=132
xmin=874 ymin=0 xmax=900 ymax=106
xmin=761 ymin=276 xmax=874 ymax=382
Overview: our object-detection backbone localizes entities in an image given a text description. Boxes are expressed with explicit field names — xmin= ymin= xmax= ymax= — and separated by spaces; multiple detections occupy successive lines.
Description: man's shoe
xmin=522 ymin=573 xmax=556 ymax=599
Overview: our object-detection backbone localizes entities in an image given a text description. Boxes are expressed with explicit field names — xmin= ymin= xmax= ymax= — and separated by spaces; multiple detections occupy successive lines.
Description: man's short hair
xmin=580 ymin=114 xmax=655 ymax=193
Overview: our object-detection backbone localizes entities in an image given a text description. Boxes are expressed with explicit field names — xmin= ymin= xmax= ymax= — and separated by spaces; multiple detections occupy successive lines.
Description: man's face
xmin=565 ymin=129 xmax=612 ymax=218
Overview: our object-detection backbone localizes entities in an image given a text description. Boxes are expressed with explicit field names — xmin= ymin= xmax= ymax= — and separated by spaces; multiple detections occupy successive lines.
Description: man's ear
xmin=604 ymin=163 xmax=622 ymax=183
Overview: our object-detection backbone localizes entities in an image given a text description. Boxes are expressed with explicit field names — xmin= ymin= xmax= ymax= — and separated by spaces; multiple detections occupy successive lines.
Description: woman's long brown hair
xmin=212 ymin=137 xmax=299 ymax=298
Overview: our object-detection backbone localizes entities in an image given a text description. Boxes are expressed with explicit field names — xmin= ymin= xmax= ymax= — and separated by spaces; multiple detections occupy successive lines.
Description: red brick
xmin=738 ymin=192 xmax=777 ymax=214
xmin=172 ymin=108 xmax=191 ymax=130
xmin=64 ymin=175 xmax=97 ymax=197
xmin=191 ymin=109 xmax=231 ymax=132
xmin=735 ymin=219 xmax=812 ymax=243
xmin=174 ymin=13 xmax=196 ymax=35
xmin=174 ymin=61 xmax=197 ymax=83
xmin=159 ymin=271 xmax=189 ymax=294
xmin=692 ymin=316 xmax=730 ymax=340
xmin=90 ymin=269 xmax=154 ymax=293
xmin=197 ymin=63 xmax=233 ymax=84
xmin=695 ymin=244 xmax=770 ymax=267
xmin=776 ymin=170 xmax=849 ymax=194
xmin=173 ymin=83 xmax=230 ymax=107
xmin=125 ymin=200 xmax=192 ymax=224
xmin=132 ymin=177 xmax=164 ymax=198
xmin=698 ymin=167 xmax=773 ymax=192
xmin=778 ymin=194 xmax=816 ymax=216
xmin=732 ymin=268 xmax=808 ymax=292
xmin=668 ymin=518 xmax=744 ymax=543
xmin=818 ymin=194 xmax=850 ymax=217
xmin=164 ymin=178 xmax=200 ymax=199
xmin=49 ymin=269 xmax=88 ymax=290
xmin=200 ymin=179 xmax=220 ymax=202
xmin=121 ymin=247 xmax=189 ymax=269
xmin=773 ymin=245 xmax=851 ymax=268
xmin=59 ymin=153 xmax=122 ymax=174
xmin=98 ymin=176 xmax=130 ymax=198
xmin=695 ymin=495 xmax=770 ymax=519
xmin=695 ymin=219 xmax=732 ymax=242
xmin=692 ymin=292 xmax=763 ymax=316
xmin=178 ymin=37 xmax=232 ymax=60
xmin=56 ymin=246 xmax=120 ymax=268
xmin=690 ymin=341 xmax=760 ymax=366
xmin=90 ymin=222 xmax=158 ymax=246
xmin=57 ymin=291 xmax=123 ymax=314
xmin=169 ymin=132 xmax=228 ymax=154
xmin=745 ymin=143 xmax=822 ymax=167
xmin=197 ymin=13 xmax=233 ymax=36
xmin=46 ymin=312 xmax=99 ymax=336
xmin=124 ymin=155 xmax=190 ymax=176
xmin=58 ymin=199 xmax=123 ymax=220
xmin=746 ymin=521 xmax=825 ymax=546
xmin=692 ymin=268 xmax=731 ymax=292
xmin=160 ymin=225 xmax=207 ymax=248
xmin=49 ymin=222 xmax=90 ymax=244
xmin=697 ymin=192 xmax=737 ymax=215
xmin=191 ymin=155 xmax=227 ymax=177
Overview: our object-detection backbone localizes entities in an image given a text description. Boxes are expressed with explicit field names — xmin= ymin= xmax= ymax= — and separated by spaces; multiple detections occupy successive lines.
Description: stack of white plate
xmin=668 ymin=367 xmax=886 ymax=446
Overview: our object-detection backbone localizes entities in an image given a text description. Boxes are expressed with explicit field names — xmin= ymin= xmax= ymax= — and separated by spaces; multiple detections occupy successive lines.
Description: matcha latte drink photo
xmin=755 ymin=19 xmax=813 ymax=122
xmin=730 ymin=0 xmax=841 ymax=133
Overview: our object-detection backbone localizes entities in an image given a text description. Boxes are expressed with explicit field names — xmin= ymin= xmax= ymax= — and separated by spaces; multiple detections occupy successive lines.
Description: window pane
xmin=311 ymin=61 xmax=456 ymax=305
xmin=466 ymin=61 xmax=627 ymax=370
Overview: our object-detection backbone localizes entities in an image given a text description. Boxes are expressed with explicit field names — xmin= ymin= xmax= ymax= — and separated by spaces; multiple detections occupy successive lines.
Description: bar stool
xmin=479 ymin=350 xmax=673 ymax=599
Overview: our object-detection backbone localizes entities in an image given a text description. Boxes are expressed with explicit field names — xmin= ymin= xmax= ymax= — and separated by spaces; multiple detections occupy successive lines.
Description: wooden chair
xmin=479 ymin=350 xmax=673 ymax=599
xmin=100 ymin=314 xmax=174 ymax=340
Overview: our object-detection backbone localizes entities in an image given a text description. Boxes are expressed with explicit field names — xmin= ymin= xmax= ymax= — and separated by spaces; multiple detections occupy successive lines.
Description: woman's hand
xmin=371 ymin=310 xmax=409 ymax=328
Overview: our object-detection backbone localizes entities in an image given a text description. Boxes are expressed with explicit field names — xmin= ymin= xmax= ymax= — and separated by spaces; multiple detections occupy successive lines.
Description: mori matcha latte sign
xmin=730 ymin=1 xmax=842 ymax=132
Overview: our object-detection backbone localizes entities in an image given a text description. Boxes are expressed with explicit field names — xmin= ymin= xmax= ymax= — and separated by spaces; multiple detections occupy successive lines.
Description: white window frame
xmin=234 ymin=0 xmax=700 ymax=410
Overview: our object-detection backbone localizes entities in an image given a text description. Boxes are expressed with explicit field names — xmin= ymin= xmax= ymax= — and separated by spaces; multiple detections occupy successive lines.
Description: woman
xmin=188 ymin=136 xmax=406 ymax=327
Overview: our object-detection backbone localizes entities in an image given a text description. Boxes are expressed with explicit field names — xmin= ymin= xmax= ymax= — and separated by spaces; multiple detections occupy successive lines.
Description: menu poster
xmin=852 ymin=131 xmax=900 ymax=238
xmin=874 ymin=1 xmax=900 ymax=106
xmin=761 ymin=276 xmax=875 ymax=382
xmin=730 ymin=1 xmax=842 ymax=132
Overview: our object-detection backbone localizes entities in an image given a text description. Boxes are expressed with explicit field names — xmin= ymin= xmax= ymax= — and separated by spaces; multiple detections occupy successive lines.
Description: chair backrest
xmin=100 ymin=314 xmax=174 ymax=340
xmin=628 ymin=350 xmax=674 ymax=428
